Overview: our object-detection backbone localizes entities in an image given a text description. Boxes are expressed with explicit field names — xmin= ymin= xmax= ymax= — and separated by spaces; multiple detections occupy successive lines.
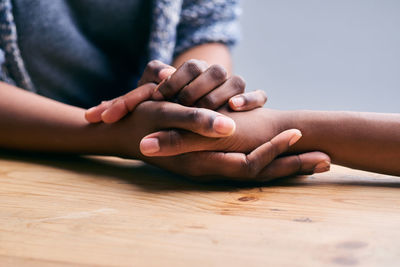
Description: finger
xmin=229 ymin=90 xmax=268 ymax=111
xmin=244 ymin=129 xmax=303 ymax=176
xmin=139 ymin=114 xmax=235 ymax=157
xmin=85 ymin=100 xmax=113 ymax=123
xmin=176 ymin=64 xmax=227 ymax=106
xmin=140 ymin=130 xmax=214 ymax=156
xmin=148 ymin=100 xmax=235 ymax=132
xmin=179 ymin=152 xmax=254 ymax=180
xmin=100 ymin=83 xmax=156 ymax=123
xmin=151 ymin=68 xmax=177 ymax=101
xmin=141 ymin=129 xmax=302 ymax=179
xmin=146 ymin=151 xmax=252 ymax=180
xmin=160 ymin=150 xmax=329 ymax=182
xmin=158 ymin=68 xmax=175 ymax=81
xmin=195 ymin=75 xmax=246 ymax=110
xmin=138 ymin=60 xmax=175 ymax=86
xmin=256 ymin=152 xmax=331 ymax=182
xmin=153 ymin=59 xmax=208 ymax=100
xmin=192 ymin=129 xmax=303 ymax=179
xmin=140 ymin=125 xmax=300 ymax=165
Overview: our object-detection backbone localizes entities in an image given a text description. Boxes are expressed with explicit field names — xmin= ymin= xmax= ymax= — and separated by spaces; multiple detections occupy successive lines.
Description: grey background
xmin=233 ymin=0 xmax=400 ymax=112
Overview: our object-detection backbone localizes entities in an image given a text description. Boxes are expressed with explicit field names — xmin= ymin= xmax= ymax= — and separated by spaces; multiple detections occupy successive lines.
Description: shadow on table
xmin=1 ymin=151 xmax=400 ymax=192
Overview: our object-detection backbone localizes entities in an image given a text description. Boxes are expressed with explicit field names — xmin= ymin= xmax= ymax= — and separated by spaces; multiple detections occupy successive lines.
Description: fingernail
xmin=213 ymin=116 xmax=236 ymax=135
xmin=140 ymin=138 xmax=160 ymax=154
xmin=86 ymin=106 xmax=97 ymax=114
xmin=231 ymin=96 xmax=245 ymax=108
xmin=84 ymin=107 xmax=98 ymax=122
xmin=288 ymin=130 xmax=302 ymax=146
xmin=159 ymin=68 xmax=175 ymax=80
xmin=152 ymin=79 xmax=165 ymax=100
xmin=313 ymin=161 xmax=330 ymax=173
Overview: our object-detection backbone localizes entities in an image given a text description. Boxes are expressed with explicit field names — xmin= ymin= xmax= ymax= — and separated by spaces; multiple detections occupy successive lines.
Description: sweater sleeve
xmin=174 ymin=0 xmax=241 ymax=58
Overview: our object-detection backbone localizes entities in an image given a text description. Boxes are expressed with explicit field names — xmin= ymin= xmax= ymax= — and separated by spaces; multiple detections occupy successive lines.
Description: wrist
xmin=272 ymin=109 xmax=318 ymax=153
xmin=80 ymin=123 xmax=119 ymax=156
xmin=57 ymin=110 xmax=122 ymax=156
xmin=259 ymin=108 xmax=297 ymax=134
xmin=279 ymin=109 xmax=348 ymax=154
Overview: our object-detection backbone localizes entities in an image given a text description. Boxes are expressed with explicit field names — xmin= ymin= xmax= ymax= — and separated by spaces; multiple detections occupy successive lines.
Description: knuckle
xmin=120 ymin=98 xmax=130 ymax=112
xmin=208 ymin=64 xmax=227 ymax=81
xmin=146 ymin=60 xmax=162 ymax=71
xmin=155 ymin=102 xmax=169 ymax=119
xmin=159 ymin=78 xmax=175 ymax=97
xmin=240 ymin=157 xmax=257 ymax=178
xmin=167 ymin=130 xmax=182 ymax=151
xmin=145 ymin=60 xmax=161 ymax=75
xmin=183 ymin=59 xmax=203 ymax=77
xmin=187 ymin=108 xmax=211 ymax=132
xmin=230 ymin=75 xmax=246 ymax=93
xmin=141 ymin=60 xmax=164 ymax=85
xmin=187 ymin=108 xmax=201 ymax=123
xmin=295 ymin=155 xmax=303 ymax=173
xmin=111 ymin=97 xmax=120 ymax=105
xmin=178 ymin=87 xmax=195 ymax=106
xmin=267 ymin=141 xmax=280 ymax=158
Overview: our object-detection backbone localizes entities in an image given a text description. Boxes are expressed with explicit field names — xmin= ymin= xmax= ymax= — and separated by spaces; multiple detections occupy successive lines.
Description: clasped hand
xmin=85 ymin=60 xmax=330 ymax=182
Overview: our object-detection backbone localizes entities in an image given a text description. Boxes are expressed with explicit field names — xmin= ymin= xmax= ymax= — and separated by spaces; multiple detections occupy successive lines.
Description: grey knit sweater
xmin=0 ymin=0 xmax=240 ymax=106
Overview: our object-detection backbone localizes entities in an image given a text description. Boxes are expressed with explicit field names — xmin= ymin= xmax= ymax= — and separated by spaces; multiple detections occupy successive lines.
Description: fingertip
xmin=297 ymin=152 xmax=331 ymax=174
xmin=140 ymin=137 xmax=160 ymax=155
xmin=313 ymin=160 xmax=331 ymax=173
xmin=85 ymin=107 xmax=96 ymax=122
xmin=85 ymin=107 xmax=102 ymax=123
xmin=101 ymin=109 xmax=120 ymax=124
xmin=85 ymin=100 xmax=114 ymax=123
xmin=288 ymin=129 xmax=302 ymax=146
xmin=229 ymin=96 xmax=245 ymax=110
xmin=213 ymin=116 xmax=236 ymax=136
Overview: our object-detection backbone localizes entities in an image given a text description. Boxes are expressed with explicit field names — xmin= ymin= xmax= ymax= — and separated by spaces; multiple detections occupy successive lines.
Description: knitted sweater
xmin=0 ymin=0 xmax=240 ymax=95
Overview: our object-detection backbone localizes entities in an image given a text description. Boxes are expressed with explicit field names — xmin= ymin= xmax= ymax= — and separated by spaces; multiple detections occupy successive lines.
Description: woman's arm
xmin=0 ymin=82 xmax=235 ymax=156
xmin=0 ymin=82 xmax=115 ymax=155
xmin=139 ymin=108 xmax=400 ymax=176
xmin=0 ymin=85 xmax=329 ymax=180
xmin=286 ymin=110 xmax=400 ymax=175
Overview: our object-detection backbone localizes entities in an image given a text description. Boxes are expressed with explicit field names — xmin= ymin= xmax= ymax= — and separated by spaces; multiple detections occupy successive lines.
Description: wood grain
xmin=1 ymin=152 xmax=400 ymax=267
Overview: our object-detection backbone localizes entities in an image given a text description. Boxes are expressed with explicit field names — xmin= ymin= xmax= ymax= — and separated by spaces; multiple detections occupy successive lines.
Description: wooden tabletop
xmin=1 ymin=152 xmax=400 ymax=267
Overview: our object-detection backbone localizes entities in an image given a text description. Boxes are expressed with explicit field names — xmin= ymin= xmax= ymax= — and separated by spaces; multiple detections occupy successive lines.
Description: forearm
xmin=172 ymin=43 xmax=232 ymax=74
xmin=282 ymin=110 xmax=400 ymax=175
xmin=0 ymin=82 xmax=117 ymax=155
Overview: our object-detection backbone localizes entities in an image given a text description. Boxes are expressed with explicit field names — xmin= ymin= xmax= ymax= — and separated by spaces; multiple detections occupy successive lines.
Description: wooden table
xmin=1 ymin=152 xmax=400 ymax=267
